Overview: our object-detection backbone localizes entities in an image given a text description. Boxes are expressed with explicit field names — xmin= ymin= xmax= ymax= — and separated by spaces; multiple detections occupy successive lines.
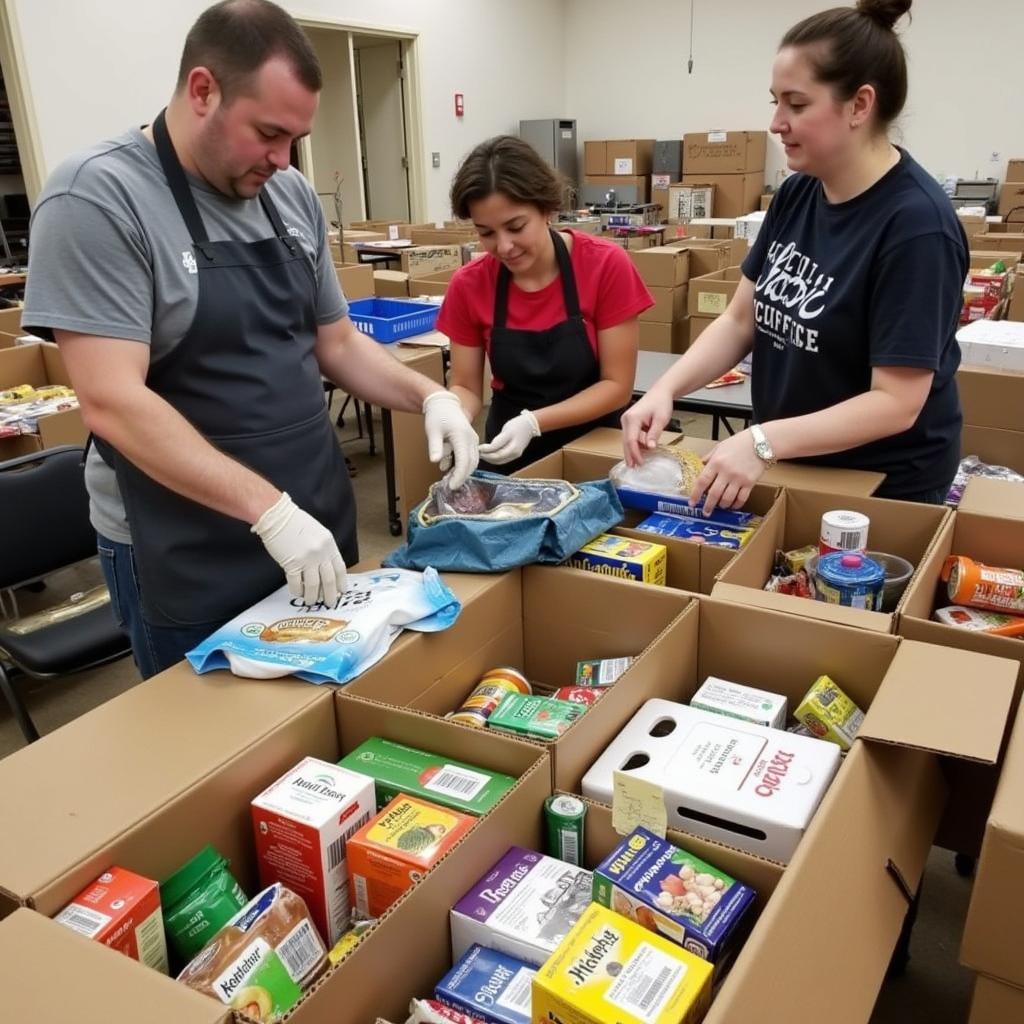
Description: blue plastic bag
xmin=382 ymin=471 xmax=623 ymax=573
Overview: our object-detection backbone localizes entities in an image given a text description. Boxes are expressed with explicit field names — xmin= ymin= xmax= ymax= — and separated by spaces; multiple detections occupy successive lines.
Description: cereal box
xmin=54 ymin=866 xmax=169 ymax=973
xmin=337 ymin=737 xmax=517 ymax=816
xmin=532 ymin=903 xmax=712 ymax=1024
xmin=435 ymin=944 xmax=536 ymax=1024
xmin=592 ymin=827 xmax=755 ymax=966
xmin=793 ymin=675 xmax=865 ymax=751
xmin=565 ymin=534 xmax=667 ymax=585
xmin=347 ymin=795 xmax=475 ymax=918
xmin=690 ymin=676 xmax=787 ymax=729
xmin=251 ymin=757 xmax=375 ymax=946
xmin=450 ymin=847 xmax=593 ymax=966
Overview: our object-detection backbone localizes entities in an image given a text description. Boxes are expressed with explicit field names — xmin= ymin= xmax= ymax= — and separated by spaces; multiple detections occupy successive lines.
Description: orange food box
xmin=347 ymin=795 xmax=475 ymax=918
xmin=53 ymin=866 xmax=169 ymax=973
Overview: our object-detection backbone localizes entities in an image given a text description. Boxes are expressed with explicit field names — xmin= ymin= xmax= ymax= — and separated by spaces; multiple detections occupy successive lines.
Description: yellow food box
xmin=565 ymin=534 xmax=667 ymax=586
xmin=532 ymin=903 xmax=712 ymax=1024
xmin=793 ymin=674 xmax=865 ymax=752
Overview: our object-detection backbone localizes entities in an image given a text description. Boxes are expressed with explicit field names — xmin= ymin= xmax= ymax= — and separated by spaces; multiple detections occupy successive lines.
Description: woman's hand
xmin=621 ymin=384 xmax=675 ymax=467
xmin=689 ymin=429 xmax=766 ymax=516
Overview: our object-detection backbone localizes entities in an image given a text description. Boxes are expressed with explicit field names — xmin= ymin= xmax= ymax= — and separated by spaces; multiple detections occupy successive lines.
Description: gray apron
xmin=95 ymin=109 xmax=357 ymax=628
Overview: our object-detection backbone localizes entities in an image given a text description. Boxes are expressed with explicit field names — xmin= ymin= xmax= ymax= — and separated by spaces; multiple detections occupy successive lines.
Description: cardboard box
xmin=688 ymin=267 xmax=744 ymax=317
xmin=330 ymin=229 xmax=386 ymax=263
xmin=410 ymin=227 xmax=479 ymax=247
xmin=409 ymin=270 xmax=454 ymax=298
xmin=653 ymin=140 xmax=683 ymax=177
xmin=997 ymin=181 xmax=1024 ymax=222
xmin=640 ymin=284 xmax=688 ymax=323
xmin=713 ymin=486 xmax=948 ymax=633
xmin=606 ymin=139 xmax=655 ymax=176
xmin=1006 ymin=159 xmax=1024 ymax=183
xmin=969 ymin=249 xmax=1022 ymax=271
xmin=667 ymin=183 xmax=715 ymax=223
xmin=1007 ymin=271 xmax=1024 ymax=321
xmin=0 ymin=341 xmax=87 ymax=458
xmin=335 ymin=262 xmax=375 ymax=300
xmin=689 ymin=315 xmax=714 ymax=344
xmin=664 ymin=237 xmax=747 ymax=277
xmin=760 ymin=193 xmax=773 ymax=211
xmin=968 ymin=975 xmax=1024 ymax=1024
xmin=372 ymin=269 xmax=410 ymax=298
xmin=584 ymin=140 xmax=607 ymax=176
xmin=1 ymin=907 xmax=230 ymax=1024
xmin=972 ymin=226 xmax=1024 ymax=253
xmin=638 ymin=318 xmax=687 ymax=353
xmin=683 ymin=132 xmax=767 ymax=175
xmin=630 ymin=246 xmax=690 ymax=288
xmin=651 ymin=181 xmax=670 ymax=220
xmin=958 ymin=320 xmax=1024 ymax=372
xmin=399 ymin=245 xmax=462 ymax=279
xmin=900 ymin=501 xmax=1024 ymax=854
xmin=682 ymin=173 xmax=763 ymax=218
xmin=961 ymin=697 xmax=1024 ymax=988
xmin=683 ymin=217 xmax=736 ymax=240
xmin=0 ymin=305 xmax=23 ymax=334
xmin=958 ymin=476 xmax=1024 ymax=519
xmin=957 ymin=365 xmax=1024 ymax=431
xmin=583 ymin=175 xmax=650 ymax=203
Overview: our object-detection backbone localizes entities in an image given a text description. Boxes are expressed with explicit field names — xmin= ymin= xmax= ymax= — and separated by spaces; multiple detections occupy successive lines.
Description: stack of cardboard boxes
xmin=665 ymin=237 xmax=747 ymax=345
xmin=583 ymin=139 xmax=654 ymax=206
xmin=630 ymin=246 xmax=690 ymax=353
xmin=680 ymin=131 xmax=767 ymax=219
xmin=996 ymin=158 xmax=1024 ymax=226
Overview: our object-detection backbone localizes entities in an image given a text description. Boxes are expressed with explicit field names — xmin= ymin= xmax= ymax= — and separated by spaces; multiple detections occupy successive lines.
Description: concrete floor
xmin=0 ymin=400 xmax=978 ymax=1022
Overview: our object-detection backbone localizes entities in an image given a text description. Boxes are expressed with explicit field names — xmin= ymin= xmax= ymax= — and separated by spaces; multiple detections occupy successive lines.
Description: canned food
xmin=942 ymin=556 xmax=1024 ymax=614
xmin=814 ymin=552 xmax=885 ymax=610
xmin=544 ymin=794 xmax=586 ymax=866
xmin=819 ymin=510 xmax=870 ymax=556
xmin=553 ymin=686 xmax=606 ymax=706
xmin=447 ymin=667 xmax=531 ymax=728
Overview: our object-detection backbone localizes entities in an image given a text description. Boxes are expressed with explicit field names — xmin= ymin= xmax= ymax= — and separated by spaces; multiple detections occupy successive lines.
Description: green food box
xmin=487 ymin=693 xmax=584 ymax=739
xmin=337 ymin=737 xmax=517 ymax=816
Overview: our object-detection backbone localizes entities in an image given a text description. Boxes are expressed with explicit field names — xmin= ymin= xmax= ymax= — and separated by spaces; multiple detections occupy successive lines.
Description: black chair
xmin=0 ymin=446 xmax=131 ymax=743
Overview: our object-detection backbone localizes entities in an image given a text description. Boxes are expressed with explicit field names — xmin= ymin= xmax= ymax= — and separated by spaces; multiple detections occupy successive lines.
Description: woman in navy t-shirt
xmin=623 ymin=0 xmax=966 ymax=511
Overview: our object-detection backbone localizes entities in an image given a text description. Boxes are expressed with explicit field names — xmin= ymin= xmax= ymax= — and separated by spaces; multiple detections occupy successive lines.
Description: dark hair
xmin=450 ymin=135 xmax=565 ymax=220
xmin=176 ymin=0 xmax=321 ymax=102
xmin=781 ymin=0 xmax=912 ymax=130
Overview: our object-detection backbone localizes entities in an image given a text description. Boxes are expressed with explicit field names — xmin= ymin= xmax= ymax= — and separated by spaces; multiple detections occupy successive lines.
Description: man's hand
xmin=252 ymin=492 xmax=346 ymax=606
xmin=422 ymin=390 xmax=479 ymax=488
xmin=478 ymin=409 xmax=541 ymax=465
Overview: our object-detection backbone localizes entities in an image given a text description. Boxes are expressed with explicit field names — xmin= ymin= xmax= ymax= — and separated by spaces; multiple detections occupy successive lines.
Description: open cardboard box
xmin=356 ymin=596 xmax=1016 ymax=1024
xmin=561 ymin=595 xmax=1016 ymax=1023
xmin=961 ymin=697 xmax=1024 ymax=990
xmin=958 ymin=476 xmax=1024 ymax=519
xmin=968 ymin=974 xmax=1024 ymax=1024
xmin=899 ymin=496 xmax=1024 ymax=854
xmin=0 ymin=656 xmax=550 ymax=1022
xmin=0 ymin=341 xmax=87 ymax=457
xmin=713 ymin=487 xmax=949 ymax=633
xmin=344 ymin=565 xmax=694 ymax=792
xmin=957 ymin=364 xmax=1024 ymax=432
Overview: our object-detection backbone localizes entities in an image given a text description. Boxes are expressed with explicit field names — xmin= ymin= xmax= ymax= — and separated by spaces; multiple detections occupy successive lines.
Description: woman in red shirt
xmin=437 ymin=135 xmax=653 ymax=473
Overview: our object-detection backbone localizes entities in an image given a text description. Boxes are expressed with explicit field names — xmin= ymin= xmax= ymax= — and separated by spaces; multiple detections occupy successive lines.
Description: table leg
xmin=382 ymin=409 xmax=402 ymax=536
xmin=711 ymin=415 xmax=721 ymax=441
xmin=363 ymin=401 xmax=377 ymax=456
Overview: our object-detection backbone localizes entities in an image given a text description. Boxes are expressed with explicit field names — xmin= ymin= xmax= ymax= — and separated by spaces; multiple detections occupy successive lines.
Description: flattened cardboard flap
xmin=959 ymin=476 xmax=1024 ymax=520
xmin=859 ymin=639 xmax=1017 ymax=763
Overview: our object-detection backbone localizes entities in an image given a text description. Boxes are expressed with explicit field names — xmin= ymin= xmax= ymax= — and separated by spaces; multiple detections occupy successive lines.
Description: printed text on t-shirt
xmin=753 ymin=240 xmax=835 ymax=354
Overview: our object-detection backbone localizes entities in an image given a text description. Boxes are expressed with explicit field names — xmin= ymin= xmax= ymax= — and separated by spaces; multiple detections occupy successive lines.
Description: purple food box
xmin=592 ymin=827 xmax=756 ymax=966
xmin=449 ymin=847 xmax=592 ymax=967
xmin=615 ymin=486 xmax=760 ymax=528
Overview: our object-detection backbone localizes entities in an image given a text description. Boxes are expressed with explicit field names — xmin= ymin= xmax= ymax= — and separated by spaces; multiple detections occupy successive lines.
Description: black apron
xmin=484 ymin=229 xmax=619 ymax=474
xmin=95 ymin=109 xmax=357 ymax=628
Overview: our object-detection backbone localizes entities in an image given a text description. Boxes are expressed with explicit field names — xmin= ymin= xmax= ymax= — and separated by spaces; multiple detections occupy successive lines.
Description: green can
xmin=545 ymin=794 xmax=587 ymax=866
xmin=160 ymin=846 xmax=248 ymax=963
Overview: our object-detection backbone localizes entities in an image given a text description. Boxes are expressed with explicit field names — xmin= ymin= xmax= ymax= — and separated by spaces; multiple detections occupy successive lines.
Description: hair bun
xmin=856 ymin=0 xmax=912 ymax=30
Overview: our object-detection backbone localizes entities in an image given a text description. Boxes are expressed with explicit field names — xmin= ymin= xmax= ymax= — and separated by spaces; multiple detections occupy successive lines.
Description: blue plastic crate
xmin=347 ymin=297 xmax=440 ymax=343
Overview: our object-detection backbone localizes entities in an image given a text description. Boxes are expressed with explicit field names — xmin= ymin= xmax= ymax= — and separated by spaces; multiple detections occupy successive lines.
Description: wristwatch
xmin=750 ymin=424 xmax=777 ymax=468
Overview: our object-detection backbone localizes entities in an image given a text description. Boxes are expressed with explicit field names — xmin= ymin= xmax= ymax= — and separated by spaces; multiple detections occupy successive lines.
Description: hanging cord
xmin=688 ymin=0 xmax=695 ymax=74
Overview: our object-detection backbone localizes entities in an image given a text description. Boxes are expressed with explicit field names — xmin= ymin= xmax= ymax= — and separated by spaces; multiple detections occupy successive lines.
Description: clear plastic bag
xmin=424 ymin=475 xmax=578 ymax=524
xmin=608 ymin=445 xmax=705 ymax=496
xmin=946 ymin=455 xmax=1024 ymax=507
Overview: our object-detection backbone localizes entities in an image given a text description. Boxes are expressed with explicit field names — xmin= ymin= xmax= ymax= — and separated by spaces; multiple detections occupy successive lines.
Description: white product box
xmin=581 ymin=699 xmax=841 ymax=863
xmin=957 ymin=319 xmax=1024 ymax=372
xmin=449 ymin=847 xmax=593 ymax=966
xmin=251 ymin=757 xmax=375 ymax=946
xmin=691 ymin=676 xmax=787 ymax=729
xmin=734 ymin=211 xmax=766 ymax=245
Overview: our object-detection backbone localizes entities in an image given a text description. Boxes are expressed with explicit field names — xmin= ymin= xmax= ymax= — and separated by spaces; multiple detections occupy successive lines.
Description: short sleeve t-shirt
xmin=741 ymin=149 xmax=967 ymax=498
xmin=436 ymin=229 xmax=653 ymax=390
xmin=23 ymin=126 xmax=347 ymax=543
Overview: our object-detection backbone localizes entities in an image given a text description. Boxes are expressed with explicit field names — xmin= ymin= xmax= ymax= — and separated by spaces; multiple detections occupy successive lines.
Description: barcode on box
xmin=135 ymin=908 xmax=169 ymax=972
xmin=559 ymin=829 xmax=579 ymax=865
xmin=54 ymin=904 xmax=111 ymax=939
xmin=327 ymin=810 xmax=372 ymax=871
xmin=838 ymin=531 xmax=862 ymax=549
xmin=606 ymin=944 xmax=684 ymax=1021
xmin=424 ymin=764 xmax=488 ymax=801
xmin=496 ymin=967 xmax=536 ymax=1013
xmin=278 ymin=919 xmax=323 ymax=984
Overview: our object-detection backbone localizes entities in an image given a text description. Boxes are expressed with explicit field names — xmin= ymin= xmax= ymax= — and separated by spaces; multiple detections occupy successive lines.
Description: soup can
xmin=448 ymin=667 xmax=532 ymax=728
xmin=814 ymin=552 xmax=885 ymax=611
xmin=819 ymin=510 xmax=870 ymax=555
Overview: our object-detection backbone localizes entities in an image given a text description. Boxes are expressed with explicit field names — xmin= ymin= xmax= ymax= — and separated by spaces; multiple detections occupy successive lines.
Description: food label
xmin=211 ymin=937 xmax=303 ymax=1016
xmin=697 ymin=291 xmax=727 ymax=315
xmin=605 ymin=942 xmax=686 ymax=1020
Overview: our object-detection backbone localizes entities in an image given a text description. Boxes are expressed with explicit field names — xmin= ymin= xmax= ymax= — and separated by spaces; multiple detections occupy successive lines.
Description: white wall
xmin=564 ymin=0 xmax=1024 ymax=188
xmin=11 ymin=0 xmax=566 ymax=222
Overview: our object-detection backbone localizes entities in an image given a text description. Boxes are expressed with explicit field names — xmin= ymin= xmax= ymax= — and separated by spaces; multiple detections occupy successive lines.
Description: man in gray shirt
xmin=23 ymin=0 xmax=478 ymax=678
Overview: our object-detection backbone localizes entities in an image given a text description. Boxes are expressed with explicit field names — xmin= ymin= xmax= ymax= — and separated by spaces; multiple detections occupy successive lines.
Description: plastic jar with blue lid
xmin=813 ymin=552 xmax=885 ymax=610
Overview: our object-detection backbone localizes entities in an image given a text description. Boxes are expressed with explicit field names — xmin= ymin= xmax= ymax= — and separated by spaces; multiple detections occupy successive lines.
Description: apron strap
xmin=258 ymin=187 xmax=298 ymax=256
xmin=492 ymin=228 xmax=581 ymax=330
xmin=152 ymin=109 xmax=215 ymax=261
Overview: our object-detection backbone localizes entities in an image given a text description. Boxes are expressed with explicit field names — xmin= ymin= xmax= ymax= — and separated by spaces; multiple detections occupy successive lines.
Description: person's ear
xmin=848 ymin=83 xmax=876 ymax=130
xmin=184 ymin=66 xmax=221 ymax=117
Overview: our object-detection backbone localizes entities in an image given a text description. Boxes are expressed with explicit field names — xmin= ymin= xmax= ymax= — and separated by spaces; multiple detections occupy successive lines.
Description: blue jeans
xmin=96 ymin=533 xmax=214 ymax=680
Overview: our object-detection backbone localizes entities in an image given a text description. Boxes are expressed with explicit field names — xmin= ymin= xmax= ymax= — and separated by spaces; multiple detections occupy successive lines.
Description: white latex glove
xmin=478 ymin=409 xmax=541 ymax=465
xmin=251 ymin=492 xmax=346 ymax=607
xmin=422 ymin=390 xmax=479 ymax=489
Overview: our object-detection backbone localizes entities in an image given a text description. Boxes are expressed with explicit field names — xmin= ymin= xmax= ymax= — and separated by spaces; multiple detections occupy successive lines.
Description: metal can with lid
xmin=447 ymin=666 xmax=532 ymax=728
xmin=819 ymin=510 xmax=870 ymax=555
xmin=545 ymin=794 xmax=587 ymax=866
xmin=813 ymin=552 xmax=885 ymax=610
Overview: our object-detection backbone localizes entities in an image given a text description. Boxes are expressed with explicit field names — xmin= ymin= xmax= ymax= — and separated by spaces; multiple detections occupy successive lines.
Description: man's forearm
xmin=86 ymin=385 xmax=280 ymax=524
